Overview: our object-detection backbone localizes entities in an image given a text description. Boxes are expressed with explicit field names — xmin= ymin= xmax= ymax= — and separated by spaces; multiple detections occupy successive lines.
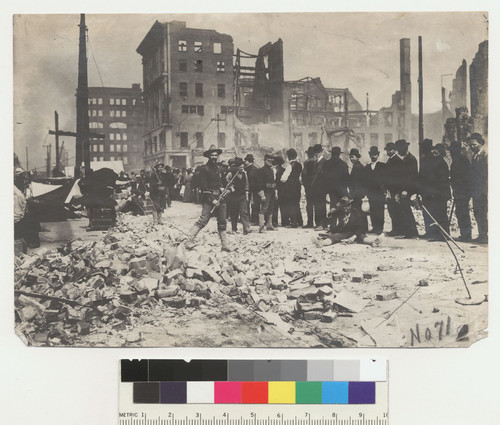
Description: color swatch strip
xmin=132 ymin=381 xmax=376 ymax=404
xmin=121 ymin=360 xmax=386 ymax=382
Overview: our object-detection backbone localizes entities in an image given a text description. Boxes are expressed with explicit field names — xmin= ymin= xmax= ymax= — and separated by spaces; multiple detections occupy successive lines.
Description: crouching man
xmin=187 ymin=147 xmax=232 ymax=252
xmin=313 ymin=196 xmax=383 ymax=247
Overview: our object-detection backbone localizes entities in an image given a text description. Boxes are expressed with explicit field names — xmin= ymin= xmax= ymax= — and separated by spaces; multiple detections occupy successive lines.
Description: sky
xmin=13 ymin=12 xmax=487 ymax=170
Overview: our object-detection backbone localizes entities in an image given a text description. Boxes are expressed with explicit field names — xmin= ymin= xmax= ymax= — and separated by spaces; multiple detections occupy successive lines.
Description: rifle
xmin=210 ymin=167 xmax=244 ymax=213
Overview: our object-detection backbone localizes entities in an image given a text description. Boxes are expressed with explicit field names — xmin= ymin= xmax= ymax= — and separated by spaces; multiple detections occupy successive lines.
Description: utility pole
xmin=212 ymin=114 xmax=226 ymax=148
xmin=25 ymin=146 xmax=29 ymax=171
xmin=75 ymin=13 xmax=90 ymax=177
xmin=44 ymin=144 xmax=52 ymax=177
xmin=418 ymin=36 xmax=424 ymax=159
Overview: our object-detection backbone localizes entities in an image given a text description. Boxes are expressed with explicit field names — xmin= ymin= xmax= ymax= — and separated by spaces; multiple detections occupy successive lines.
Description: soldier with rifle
xmin=186 ymin=147 xmax=233 ymax=252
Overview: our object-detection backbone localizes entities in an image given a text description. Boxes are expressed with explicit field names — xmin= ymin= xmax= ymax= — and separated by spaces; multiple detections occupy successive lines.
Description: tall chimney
xmin=400 ymin=38 xmax=411 ymax=139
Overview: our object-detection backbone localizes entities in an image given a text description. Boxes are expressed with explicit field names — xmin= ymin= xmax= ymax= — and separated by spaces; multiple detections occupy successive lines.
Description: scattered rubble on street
xmin=14 ymin=203 xmax=488 ymax=348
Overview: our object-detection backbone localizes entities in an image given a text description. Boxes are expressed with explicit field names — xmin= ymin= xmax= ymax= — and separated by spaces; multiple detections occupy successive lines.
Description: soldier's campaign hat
xmin=203 ymin=148 xmax=223 ymax=158
xmin=468 ymin=132 xmax=485 ymax=145
xmin=384 ymin=142 xmax=396 ymax=151
xmin=153 ymin=163 xmax=165 ymax=169
xmin=244 ymin=153 xmax=254 ymax=162
xmin=331 ymin=146 xmax=342 ymax=156
xmin=368 ymin=146 xmax=380 ymax=155
xmin=395 ymin=139 xmax=410 ymax=149
xmin=349 ymin=148 xmax=361 ymax=158
xmin=234 ymin=157 xmax=244 ymax=166
xmin=313 ymin=144 xmax=324 ymax=153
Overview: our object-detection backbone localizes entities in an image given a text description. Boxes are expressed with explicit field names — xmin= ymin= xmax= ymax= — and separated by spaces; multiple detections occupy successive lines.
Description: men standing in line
xmin=425 ymin=143 xmax=451 ymax=239
xmin=301 ymin=146 xmax=316 ymax=228
xmin=187 ymin=147 xmax=232 ymax=252
xmin=348 ymin=148 xmax=368 ymax=232
xmin=281 ymin=148 xmax=303 ymax=227
xmin=468 ymin=132 xmax=488 ymax=244
xmin=449 ymin=141 xmax=472 ymax=242
xmin=244 ymin=154 xmax=260 ymax=225
xmin=417 ymin=138 xmax=435 ymax=237
xmin=364 ymin=146 xmax=386 ymax=234
xmin=226 ymin=157 xmax=251 ymax=235
xmin=310 ymin=144 xmax=328 ymax=229
xmin=256 ymin=154 xmax=277 ymax=233
xmin=323 ymin=146 xmax=349 ymax=212
xmin=394 ymin=139 xmax=419 ymax=238
xmin=384 ymin=142 xmax=403 ymax=236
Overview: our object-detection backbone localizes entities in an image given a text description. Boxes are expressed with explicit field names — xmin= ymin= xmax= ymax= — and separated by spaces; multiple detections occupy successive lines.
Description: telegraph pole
xmin=75 ymin=13 xmax=90 ymax=177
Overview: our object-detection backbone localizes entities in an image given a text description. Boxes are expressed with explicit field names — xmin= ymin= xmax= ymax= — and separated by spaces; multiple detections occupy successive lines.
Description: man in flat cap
xmin=467 ymin=132 xmax=488 ymax=243
xmin=256 ymin=154 xmax=277 ymax=232
xmin=310 ymin=144 xmax=328 ymax=229
xmin=323 ymin=146 xmax=349 ymax=216
xmin=187 ymin=147 xmax=232 ymax=251
xmin=394 ymin=139 xmax=418 ymax=238
xmin=301 ymin=146 xmax=317 ymax=228
xmin=226 ymin=157 xmax=251 ymax=235
xmin=384 ymin=142 xmax=403 ymax=236
xmin=365 ymin=146 xmax=386 ymax=234
xmin=149 ymin=163 xmax=168 ymax=225
xmin=244 ymin=153 xmax=260 ymax=225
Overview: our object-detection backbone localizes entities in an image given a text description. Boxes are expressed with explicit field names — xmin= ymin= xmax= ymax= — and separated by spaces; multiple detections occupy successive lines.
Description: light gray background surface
xmin=2 ymin=1 xmax=499 ymax=424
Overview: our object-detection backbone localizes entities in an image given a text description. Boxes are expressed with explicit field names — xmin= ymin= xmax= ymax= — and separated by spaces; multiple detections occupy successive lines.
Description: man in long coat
xmin=364 ymin=146 xmax=386 ymax=234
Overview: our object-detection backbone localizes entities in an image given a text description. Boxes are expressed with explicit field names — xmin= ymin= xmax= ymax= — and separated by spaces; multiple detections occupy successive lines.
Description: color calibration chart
xmin=119 ymin=360 xmax=388 ymax=425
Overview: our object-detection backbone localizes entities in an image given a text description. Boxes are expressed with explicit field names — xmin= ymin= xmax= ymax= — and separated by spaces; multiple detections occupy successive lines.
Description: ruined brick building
xmin=137 ymin=21 xmax=235 ymax=169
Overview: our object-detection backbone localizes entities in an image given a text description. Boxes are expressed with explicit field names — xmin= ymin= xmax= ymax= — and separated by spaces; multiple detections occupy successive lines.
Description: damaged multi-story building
xmin=442 ymin=39 xmax=488 ymax=145
xmin=233 ymin=38 xmax=414 ymax=159
xmin=137 ymin=21 xmax=235 ymax=169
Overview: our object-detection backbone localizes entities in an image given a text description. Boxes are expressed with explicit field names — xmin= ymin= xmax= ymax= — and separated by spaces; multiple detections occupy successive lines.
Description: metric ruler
xmin=119 ymin=359 xmax=388 ymax=425
xmin=117 ymin=405 xmax=389 ymax=425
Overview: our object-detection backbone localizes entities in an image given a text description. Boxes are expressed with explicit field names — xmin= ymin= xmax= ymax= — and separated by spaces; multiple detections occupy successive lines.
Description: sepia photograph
xmin=13 ymin=12 xmax=488 ymax=348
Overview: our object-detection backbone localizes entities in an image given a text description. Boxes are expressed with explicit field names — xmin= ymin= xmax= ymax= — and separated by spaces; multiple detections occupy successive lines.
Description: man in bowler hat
xmin=256 ymin=154 xmax=277 ymax=232
xmin=384 ymin=142 xmax=403 ymax=236
xmin=365 ymin=146 xmax=386 ymax=234
xmin=281 ymin=148 xmax=303 ymax=227
xmin=467 ymin=132 xmax=488 ymax=243
xmin=323 ymin=146 xmax=349 ymax=213
xmin=394 ymin=139 xmax=418 ymax=238
xmin=301 ymin=146 xmax=317 ymax=227
xmin=187 ymin=147 xmax=232 ymax=251
xmin=348 ymin=148 xmax=368 ymax=232
xmin=310 ymin=144 xmax=328 ymax=229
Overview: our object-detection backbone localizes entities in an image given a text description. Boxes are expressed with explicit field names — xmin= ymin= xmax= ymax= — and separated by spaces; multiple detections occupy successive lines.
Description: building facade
xmin=137 ymin=21 xmax=235 ymax=169
xmin=88 ymin=84 xmax=144 ymax=172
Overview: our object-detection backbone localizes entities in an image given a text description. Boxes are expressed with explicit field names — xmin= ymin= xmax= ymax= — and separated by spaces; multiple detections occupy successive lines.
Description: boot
xmin=219 ymin=230 xmax=233 ymax=252
xmin=258 ymin=214 xmax=266 ymax=233
xmin=185 ymin=225 xmax=201 ymax=249
xmin=266 ymin=215 xmax=275 ymax=231
xmin=157 ymin=212 xmax=163 ymax=225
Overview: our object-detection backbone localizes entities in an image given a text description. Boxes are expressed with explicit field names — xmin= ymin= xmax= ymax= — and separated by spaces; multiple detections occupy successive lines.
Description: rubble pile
xmin=14 ymin=209 xmax=487 ymax=347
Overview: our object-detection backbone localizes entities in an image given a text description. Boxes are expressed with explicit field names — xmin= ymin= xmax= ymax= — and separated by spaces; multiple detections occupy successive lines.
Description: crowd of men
xmin=184 ymin=133 xmax=488 ymax=251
